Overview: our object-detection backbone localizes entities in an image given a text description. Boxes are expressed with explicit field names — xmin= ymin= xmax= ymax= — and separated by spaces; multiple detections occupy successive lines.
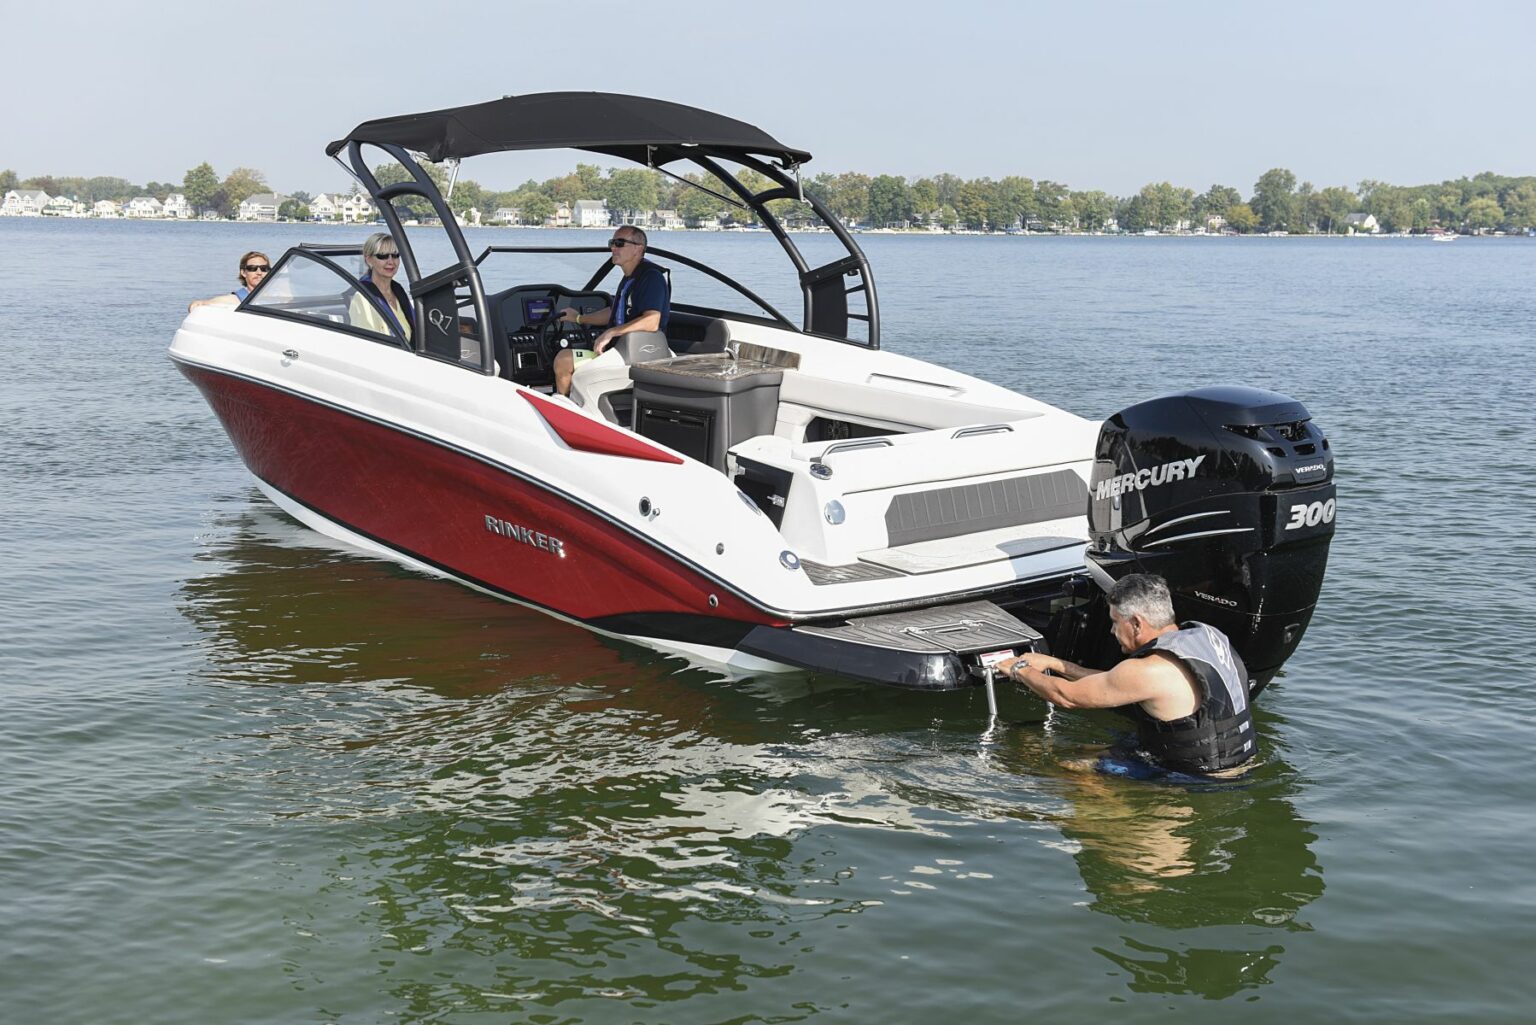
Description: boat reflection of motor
xmin=1045 ymin=386 xmax=1337 ymax=696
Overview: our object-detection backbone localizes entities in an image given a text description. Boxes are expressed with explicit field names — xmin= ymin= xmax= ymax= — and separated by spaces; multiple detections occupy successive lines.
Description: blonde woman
xmin=348 ymin=233 xmax=414 ymax=341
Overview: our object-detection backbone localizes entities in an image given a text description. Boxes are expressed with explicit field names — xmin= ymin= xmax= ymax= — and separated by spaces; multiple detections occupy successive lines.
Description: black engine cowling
xmin=1080 ymin=386 xmax=1335 ymax=692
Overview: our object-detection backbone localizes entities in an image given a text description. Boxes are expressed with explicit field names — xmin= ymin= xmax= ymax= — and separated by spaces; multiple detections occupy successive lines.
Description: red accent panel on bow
xmin=520 ymin=390 xmax=684 ymax=464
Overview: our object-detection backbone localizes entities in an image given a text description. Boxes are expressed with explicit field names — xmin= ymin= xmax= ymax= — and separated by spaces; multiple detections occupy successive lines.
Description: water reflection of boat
xmin=180 ymin=506 xmax=1323 ymax=1010
xmin=182 ymin=502 xmax=631 ymax=694
xmin=181 ymin=501 xmax=956 ymax=730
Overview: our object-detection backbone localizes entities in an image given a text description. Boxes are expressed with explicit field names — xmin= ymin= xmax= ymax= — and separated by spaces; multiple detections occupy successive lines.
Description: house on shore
xmin=1344 ymin=212 xmax=1380 ymax=235
xmin=125 ymin=196 xmax=164 ymax=218
xmin=238 ymin=192 xmax=289 ymax=221
xmin=93 ymin=199 xmax=121 ymax=218
xmin=306 ymin=192 xmax=375 ymax=222
xmin=572 ymin=199 xmax=610 ymax=227
xmin=338 ymin=192 xmax=375 ymax=223
xmin=546 ymin=203 xmax=573 ymax=227
xmin=162 ymin=193 xmax=191 ymax=219
xmin=2 ymin=189 xmax=51 ymax=216
xmin=645 ymin=209 xmax=685 ymax=231
xmin=44 ymin=194 xmax=85 ymax=217
xmin=492 ymin=206 xmax=521 ymax=226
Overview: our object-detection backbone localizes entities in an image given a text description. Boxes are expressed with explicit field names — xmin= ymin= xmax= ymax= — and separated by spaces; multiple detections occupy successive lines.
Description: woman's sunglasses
xmin=372 ymin=251 xmax=401 ymax=261
xmin=242 ymin=264 xmax=271 ymax=273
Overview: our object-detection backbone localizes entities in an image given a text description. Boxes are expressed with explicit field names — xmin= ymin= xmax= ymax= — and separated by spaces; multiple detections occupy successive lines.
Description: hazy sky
xmin=5 ymin=0 xmax=1532 ymax=198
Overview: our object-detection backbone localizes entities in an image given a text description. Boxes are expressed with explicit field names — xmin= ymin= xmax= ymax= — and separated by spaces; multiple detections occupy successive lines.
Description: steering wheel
xmin=534 ymin=314 xmax=591 ymax=367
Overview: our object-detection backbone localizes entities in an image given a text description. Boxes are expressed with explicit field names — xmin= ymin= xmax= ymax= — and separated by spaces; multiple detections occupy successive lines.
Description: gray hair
xmin=616 ymin=224 xmax=647 ymax=247
xmin=1107 ymin=573 xmax=1176 ymax=628
xmin=361 ymin=232 xmax=396 ymax=271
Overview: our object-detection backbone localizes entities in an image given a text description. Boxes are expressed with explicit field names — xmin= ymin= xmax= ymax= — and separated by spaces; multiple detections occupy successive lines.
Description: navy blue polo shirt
xmin=614 ymin=259 xmax=670 ymax=330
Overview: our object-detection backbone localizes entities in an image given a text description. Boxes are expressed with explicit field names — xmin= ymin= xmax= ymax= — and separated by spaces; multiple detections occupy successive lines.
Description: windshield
xmin=476 ymin=233 xmax=799 ymax=326
xmin=329 ymin=130 xmax=881 ymax=370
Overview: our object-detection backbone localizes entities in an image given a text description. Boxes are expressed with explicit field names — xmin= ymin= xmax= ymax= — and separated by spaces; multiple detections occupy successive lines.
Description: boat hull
xmin=177 ymin=361 xmax=793 ymax=651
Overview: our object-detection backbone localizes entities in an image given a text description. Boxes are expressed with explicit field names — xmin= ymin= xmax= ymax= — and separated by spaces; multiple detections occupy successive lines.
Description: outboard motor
xmin=1082 ymin=386 xmax=1336 ymax=693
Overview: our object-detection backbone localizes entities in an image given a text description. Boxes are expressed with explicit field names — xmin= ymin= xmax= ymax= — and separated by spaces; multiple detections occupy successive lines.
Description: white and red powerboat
xmin=171 ymin=93 xmax=1336 ymax=692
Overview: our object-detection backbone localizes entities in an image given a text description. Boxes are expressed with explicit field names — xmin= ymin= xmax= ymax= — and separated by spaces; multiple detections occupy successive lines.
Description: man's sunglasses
xmin=242 ymin=264 xmax=271 ymax=273
xmin=607 ymin=238 xmax=640 ymax=249
xmin=372 ymin=251 xmax=401 ymax=260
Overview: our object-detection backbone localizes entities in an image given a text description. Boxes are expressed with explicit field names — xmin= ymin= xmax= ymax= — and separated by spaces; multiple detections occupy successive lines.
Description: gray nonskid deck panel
xmin=799 ymin=558 xmax=905 ymax=585
xmin=884 ymin=468 xmax=1086 ymax=547
xmin=796 ymin=599 xmax=1042 ymax=654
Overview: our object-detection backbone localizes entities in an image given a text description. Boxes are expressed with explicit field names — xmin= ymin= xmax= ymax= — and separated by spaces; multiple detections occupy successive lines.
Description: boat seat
xmin=694 ymin=318 xmax=732 ymax=353
xmin=569 ymin=330 xmax=674 ymax=423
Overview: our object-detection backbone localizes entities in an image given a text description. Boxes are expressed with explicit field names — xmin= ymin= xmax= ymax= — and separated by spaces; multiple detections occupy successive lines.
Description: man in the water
xmin=996 ymin=573 xmax=1256 ymax=776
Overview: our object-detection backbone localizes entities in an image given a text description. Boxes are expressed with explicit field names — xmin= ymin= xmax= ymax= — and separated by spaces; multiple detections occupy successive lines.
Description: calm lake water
xmin=2 ymin=218 xmax=1532 ymax=1024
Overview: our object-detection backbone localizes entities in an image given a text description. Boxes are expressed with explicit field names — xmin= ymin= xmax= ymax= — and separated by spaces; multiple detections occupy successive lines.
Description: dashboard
xmin=496 ymin=284 xmax=611 ymax=332
xmin=490 ymin=284 xmax=610 ymax=385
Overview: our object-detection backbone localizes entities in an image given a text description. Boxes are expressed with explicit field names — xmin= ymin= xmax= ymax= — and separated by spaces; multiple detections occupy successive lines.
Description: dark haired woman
xmin=187 ymin=250 xmax=271 ymax=311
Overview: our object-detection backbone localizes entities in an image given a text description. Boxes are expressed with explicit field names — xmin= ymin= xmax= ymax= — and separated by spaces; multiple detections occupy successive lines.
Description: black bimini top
xmin=326 ymin=91 xmax=812 ymax=168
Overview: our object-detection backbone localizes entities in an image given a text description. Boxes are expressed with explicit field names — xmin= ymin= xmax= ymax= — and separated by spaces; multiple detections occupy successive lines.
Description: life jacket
xmin=1128 ymin=622 xmax=1256 ymax=773
xmin=613 ymin=260 xmax=671 ymax=329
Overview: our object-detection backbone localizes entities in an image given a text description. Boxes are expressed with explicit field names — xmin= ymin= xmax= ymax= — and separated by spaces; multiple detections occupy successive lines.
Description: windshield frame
xmin=475 ymin=244 xmax=796 ymax=329
xmin=330 ymin=103 xmax=882 ymax=376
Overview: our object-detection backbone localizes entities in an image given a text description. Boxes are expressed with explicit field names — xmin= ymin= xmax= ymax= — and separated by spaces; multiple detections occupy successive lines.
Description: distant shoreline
xmin=3 ymin=216 xmax=1524 ymax=240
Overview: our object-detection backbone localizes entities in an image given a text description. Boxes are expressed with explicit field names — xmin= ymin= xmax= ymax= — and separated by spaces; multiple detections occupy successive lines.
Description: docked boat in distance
xmin=170 ymin=92 xmax=1336 ymax=694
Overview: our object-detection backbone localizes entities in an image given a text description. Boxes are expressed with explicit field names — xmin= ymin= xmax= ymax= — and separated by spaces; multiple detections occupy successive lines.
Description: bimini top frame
xmin=328 ymin=92 xmax=880 ymax=375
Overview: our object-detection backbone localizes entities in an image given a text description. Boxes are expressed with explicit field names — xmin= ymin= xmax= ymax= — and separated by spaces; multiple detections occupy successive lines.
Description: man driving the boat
xmin=997 ymin=573 xmax=1257 ymax=776
xmin=553 ymin=224 xmax=671 ymax=396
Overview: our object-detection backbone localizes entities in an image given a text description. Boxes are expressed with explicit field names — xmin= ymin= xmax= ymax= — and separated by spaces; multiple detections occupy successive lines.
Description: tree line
xmin=366 ymin=162 xmax=1536 ymax=234
xmin=5 ymin=162 xmax=1534 ymax=234
xmin=800 ymin=168 xmax=1536 ymax=234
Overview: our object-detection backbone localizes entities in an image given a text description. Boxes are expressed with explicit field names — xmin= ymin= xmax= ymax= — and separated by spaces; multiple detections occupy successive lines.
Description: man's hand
xmin=593 ymin=327 xmax=618 ymax=355
xmin=557 ymin=306 xmax=581 ymax=323
xmin=997 ymin=653 xmax=1065 ymax=679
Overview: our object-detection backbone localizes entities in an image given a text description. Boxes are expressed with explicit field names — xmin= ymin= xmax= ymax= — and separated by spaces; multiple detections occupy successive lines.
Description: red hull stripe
xmin=176 ymin=359 xmax=789 ymax=630
xmin=261 ymin=473 xmax=769 ymax=648
xmin=520 ymin=389 xmax=683 ymax=463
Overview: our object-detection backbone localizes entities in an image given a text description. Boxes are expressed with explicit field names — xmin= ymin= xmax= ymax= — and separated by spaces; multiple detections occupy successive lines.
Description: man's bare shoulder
xmin=1118 ymin=652 xmax=1199 ymax=719
xmin=1103 ymin=655 xmax=1173 ymax=696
